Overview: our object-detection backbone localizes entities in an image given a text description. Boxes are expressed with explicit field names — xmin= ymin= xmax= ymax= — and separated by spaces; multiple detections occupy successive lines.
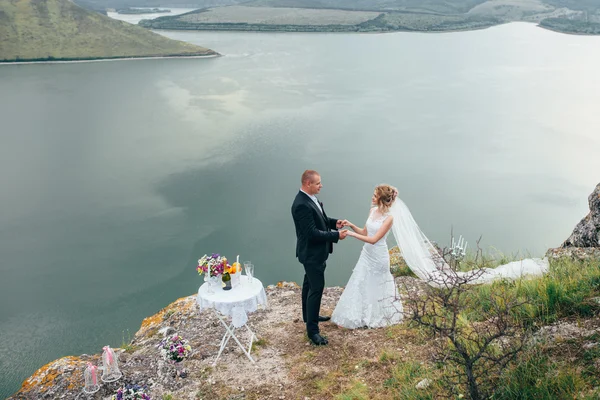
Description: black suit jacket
xmin=291 ymin=191 xmax=339 ymax=265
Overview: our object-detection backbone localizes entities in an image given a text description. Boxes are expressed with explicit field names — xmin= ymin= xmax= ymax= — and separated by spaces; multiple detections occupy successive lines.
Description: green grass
xmin=465 ymin=258 xmax=600 ymax=326
xmin=335 ymin=381 xmax=370 ymax=400
xmin=250 ymin=337 xmax=269 ymax=353
xmin=389 ymin=246 xmax=417 ymax=277
xmin=163 ymin=309 xmax=176 ymax=321
xmin=120 ymin=329 xmax=139 ymax=353
xmin=382 ymin=360 xmax=438 ymax=399
xmin=492 ymin=348 xmax=588 ymax=399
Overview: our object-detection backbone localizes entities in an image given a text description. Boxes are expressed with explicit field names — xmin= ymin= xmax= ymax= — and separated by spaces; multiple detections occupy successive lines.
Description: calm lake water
xmin=1 ymin=22 xmax=599 ymax=397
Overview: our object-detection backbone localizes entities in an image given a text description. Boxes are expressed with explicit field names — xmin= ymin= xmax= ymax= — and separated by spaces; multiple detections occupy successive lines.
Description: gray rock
xmin=158 ymin=326 xmax=176 ymax=337
xmin=545 ymin=247 xmax=600 ymax=261
xmin=562 ymin=182 xmax=600 ymax=248
xmin=416 ymin=378 xmax=431 ymax=389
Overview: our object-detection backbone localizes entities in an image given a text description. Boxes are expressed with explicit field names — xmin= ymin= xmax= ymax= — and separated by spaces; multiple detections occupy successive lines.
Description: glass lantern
xmin=83 ymin=362 xmax=100 ymax=394
xmin=101 ymin=345 xmax=122 ymax=383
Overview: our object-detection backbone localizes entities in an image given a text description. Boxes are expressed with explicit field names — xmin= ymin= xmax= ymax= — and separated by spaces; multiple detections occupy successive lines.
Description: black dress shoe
xmin=308 ymin=333 xmax=328 ymax=346
xmin=303 ymin=316 xmax=331 ymax=323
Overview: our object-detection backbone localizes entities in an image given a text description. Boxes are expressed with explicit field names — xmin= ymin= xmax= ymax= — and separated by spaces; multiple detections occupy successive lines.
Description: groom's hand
xmin=336 ymin=219 xmax=344 ymax=229
xmin=339 ymin=230 xmax=348 ymax=240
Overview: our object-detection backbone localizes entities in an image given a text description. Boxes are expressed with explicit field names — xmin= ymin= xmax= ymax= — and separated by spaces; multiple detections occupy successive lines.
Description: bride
xmin=332 ymin=184 xmax=550 ymax=329
xmin=331 ymin=184 xmax=403 ymax=329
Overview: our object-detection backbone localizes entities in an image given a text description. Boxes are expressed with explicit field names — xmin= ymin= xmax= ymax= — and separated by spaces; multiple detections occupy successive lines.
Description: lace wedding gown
xmin=331 ymin=209 xmax=403 ymax=329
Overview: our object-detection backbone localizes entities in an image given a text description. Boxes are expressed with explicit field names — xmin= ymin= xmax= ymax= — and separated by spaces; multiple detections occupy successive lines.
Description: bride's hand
xmin=341 ymin=220 xmax=351 ymax=227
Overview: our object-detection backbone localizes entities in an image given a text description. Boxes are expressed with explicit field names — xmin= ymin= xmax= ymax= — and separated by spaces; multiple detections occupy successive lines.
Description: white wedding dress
xmin=331 ymin=196 xmax=549 ymax=329
xmin=331 ymin=208 xmax=403 ymax=329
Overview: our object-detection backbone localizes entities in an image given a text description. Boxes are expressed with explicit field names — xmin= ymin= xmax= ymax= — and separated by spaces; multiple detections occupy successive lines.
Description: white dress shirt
xmin=300 ymin=189 xmax=324 ymax=214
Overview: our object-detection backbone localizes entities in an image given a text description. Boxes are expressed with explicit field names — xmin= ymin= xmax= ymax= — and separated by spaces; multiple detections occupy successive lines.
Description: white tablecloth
xmin=197 ymin=277 xmax=267 ymax=328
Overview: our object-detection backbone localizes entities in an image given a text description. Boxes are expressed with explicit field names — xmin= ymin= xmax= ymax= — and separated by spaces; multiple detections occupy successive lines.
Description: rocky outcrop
xmin=561 ymin=183 xmax=600 ymax=248
xmin=10 ymin=275 xmax=431 ymax=400
xmin=546 ymin=247 xmax=600 ymax=261
xmin=9 ymin=280 xmax=423 ymax=400
xmin=9 ymin=286 xmax=297 ymax=399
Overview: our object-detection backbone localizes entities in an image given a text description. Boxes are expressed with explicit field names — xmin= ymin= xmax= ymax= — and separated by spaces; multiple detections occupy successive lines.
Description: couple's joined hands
xmin=336 ymin=219 xmax=351 ymax=229
xmin=336 ymin=220 xmax=354 ymax=240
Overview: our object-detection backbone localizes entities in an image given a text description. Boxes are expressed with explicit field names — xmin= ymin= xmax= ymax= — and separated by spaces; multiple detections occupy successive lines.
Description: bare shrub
xmin=400 ymin=237 xmax=530 ymax=400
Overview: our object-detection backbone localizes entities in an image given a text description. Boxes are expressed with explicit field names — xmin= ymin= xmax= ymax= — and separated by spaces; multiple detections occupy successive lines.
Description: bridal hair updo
xmin=374 ymin=184 xmax=398 ymax=213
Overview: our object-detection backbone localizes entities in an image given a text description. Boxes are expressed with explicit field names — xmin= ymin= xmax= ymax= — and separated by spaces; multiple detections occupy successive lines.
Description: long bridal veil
xmin=389 ymin=198 xmax=549 ymax=287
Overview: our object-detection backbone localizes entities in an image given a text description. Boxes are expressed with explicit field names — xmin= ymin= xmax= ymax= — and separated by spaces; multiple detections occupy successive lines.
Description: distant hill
xmin=137 ymin=0 xmax=600 ymax=35
xmin=74 ymin=0 xmax=244 ymax=12
xmin=243 ymin=0 xmax=488 ymax=13
xmin=0 ymin=0 xmax=218 ymax=62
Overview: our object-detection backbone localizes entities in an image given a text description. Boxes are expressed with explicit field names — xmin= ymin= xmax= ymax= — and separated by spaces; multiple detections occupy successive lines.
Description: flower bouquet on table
xmin=197 ymin=253 xmax=226 ymax=278
xmin=111 ymin=384 xmax=151 ymax=400
xmin=197 ymin=253 xmax=226 ymax=292
xmin=197 ymin=253 xmax=242 ymax=290
xmin=157 ymin=333 xmax=192 ymax=378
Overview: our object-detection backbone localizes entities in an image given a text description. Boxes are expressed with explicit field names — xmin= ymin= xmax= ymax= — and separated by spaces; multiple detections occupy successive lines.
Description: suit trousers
xmin=302 ymin=261 xmax=326 ymax=336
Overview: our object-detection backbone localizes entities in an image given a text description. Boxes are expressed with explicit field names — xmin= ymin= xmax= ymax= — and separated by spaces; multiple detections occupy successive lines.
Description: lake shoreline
xmin=537 ymin=24 xmax=600 ymax=36
xmin=0 ymin=53 xmax=220 ymax=66
xmin=139 ymin=20 xmax=599 ymax=36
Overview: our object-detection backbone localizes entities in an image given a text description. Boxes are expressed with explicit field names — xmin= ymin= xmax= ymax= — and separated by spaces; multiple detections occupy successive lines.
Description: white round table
xmin=197 ymin=276 xmax=267 ymax=364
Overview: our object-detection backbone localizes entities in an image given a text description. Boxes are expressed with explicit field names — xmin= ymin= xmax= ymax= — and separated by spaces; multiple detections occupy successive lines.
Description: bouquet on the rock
xmin=111 ymin=385 xmax=151 ymax=400
xmin=157 ymin=333 xmax=192 ymax=363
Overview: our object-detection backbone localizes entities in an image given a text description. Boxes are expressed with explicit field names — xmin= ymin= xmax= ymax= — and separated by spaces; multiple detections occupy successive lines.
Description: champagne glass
xmin=244 ymin=262 xmax=254 ymax=284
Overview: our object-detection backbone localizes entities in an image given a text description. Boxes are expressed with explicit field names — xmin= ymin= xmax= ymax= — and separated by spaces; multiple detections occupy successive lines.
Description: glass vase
xmin=207 ymin=275 xmax=221 ymax=293
xmin=101 ymin=345 xmax=122 ymax=383
xmin=83 ymin=362 xmax=100 ymax=394
xmin=204 ymin=274 xmax=212 ymax=294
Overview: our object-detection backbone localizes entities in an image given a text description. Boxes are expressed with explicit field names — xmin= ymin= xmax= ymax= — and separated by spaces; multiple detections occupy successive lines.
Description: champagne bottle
xmin=222 ymin=272 xmax=232 ymax=290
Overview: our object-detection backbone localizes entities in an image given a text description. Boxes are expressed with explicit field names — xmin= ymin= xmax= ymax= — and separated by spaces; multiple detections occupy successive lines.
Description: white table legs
xmin=213 ymin=310 xmax=257 ymax=366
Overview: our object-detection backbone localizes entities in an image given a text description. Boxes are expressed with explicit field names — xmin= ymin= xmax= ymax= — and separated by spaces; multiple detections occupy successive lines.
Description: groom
xmin=291 ymin=170 xmax=347 ymax=346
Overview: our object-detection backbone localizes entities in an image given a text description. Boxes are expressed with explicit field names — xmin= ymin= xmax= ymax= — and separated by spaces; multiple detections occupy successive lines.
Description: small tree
xmin=401 ymin=238 xmax=530 ymax=399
